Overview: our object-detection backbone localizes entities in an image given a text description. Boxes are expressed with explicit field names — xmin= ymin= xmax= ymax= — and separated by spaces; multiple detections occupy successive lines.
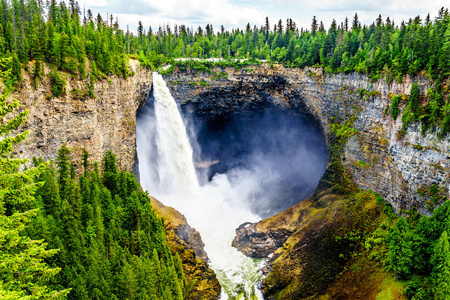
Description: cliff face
xmin=149 ymin=197 xmax=221 ymax=300
xmin=164 ymin=65 xmax=449 ymax=213
xmin=15 ymin=60 xmax=151 ymax=172
xmin=17 ymin=62 xmax=448 ymax=215
xmin=163 ymin=64 xmax=449 ymax=299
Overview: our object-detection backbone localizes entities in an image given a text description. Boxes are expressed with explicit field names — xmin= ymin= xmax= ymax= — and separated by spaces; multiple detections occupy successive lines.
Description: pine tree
xmin=56 ymin=144 xmax=71 ymax=200
xmin=387 ymin=218 xmax=413 ymax=279
xmin=409 ymin=83 xmax=421 ymax=116
xmin=352 ymin=13 xmax=360 ymax=30
xmin=311 ymin=16 xmax=317 ymax=35
xmin=439 ymin=27 xmax=450 ymax=77
xmin=0 ymin=55 xmax=69 ymax=299
xmin=431 ymin=231 xmax=450 ymax=299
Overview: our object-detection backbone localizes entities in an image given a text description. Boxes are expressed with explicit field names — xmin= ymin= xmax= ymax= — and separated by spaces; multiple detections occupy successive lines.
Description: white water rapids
xmin=136 ymin=72 xmax=264 ymax=299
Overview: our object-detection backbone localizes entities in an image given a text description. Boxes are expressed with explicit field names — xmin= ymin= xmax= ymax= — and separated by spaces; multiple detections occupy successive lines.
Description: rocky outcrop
xmin=17 ymin=61 xmax=448 ymax=216
xmin=15 ymin=60 xmax=151 ymax=172
xmin=232 ymin=184 xmax=390 ymax=300
xmin=14 ymin=61 xmax=449 ymax=299
xmin=164 ymin=65 xmax=449 ymax=214
xmin=149 ymin=197 xmax=221 ymax=300
xmin=232 ymin=222 xmax=293 ymax=259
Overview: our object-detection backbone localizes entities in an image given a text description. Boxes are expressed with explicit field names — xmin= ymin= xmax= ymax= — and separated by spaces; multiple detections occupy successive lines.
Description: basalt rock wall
xmin=17 ymin=62 xmax=448 ymax=213
xmin=164 ymin=65 xmax=449 ymax=214
xmin=15 ymin=60 xmax=152 ymax=172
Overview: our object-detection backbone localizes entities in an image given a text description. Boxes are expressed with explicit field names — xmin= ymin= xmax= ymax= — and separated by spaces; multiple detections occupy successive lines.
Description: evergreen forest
xmin=1 ymin=1 xmax=450 ymax=299
xmin=0 ymin=54 xmax=186 ymax=299
xmin=1 ymin=1 xmax=450 ymax=135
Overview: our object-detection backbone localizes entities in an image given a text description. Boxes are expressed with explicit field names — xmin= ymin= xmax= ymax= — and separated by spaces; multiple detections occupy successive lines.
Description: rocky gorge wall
xmin=13 ymin=61 xmax=449 ymax=298
xmin=15 ymin=60 xmax=152 ymax=172
xmin=164 ymin=65 xmax=449 ymax=214
xmin=15 ymin=62 xmax=448 ymax=213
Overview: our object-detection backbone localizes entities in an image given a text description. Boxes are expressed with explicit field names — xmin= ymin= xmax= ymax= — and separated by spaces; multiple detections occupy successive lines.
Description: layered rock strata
xmin=164 ymin=65 xmax=449 ymax=213
xmin=15 ymin=60 xmax=151 ymax=172
xmin=12 ymin=62 xmax=220 ymax=299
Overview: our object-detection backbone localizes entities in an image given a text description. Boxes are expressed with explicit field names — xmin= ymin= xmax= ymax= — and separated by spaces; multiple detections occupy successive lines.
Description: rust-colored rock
xmin=149 ymin=197 xmax=221 ymax=300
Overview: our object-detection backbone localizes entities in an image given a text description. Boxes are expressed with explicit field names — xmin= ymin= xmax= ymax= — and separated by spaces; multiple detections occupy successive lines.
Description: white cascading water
xmin=137 ymin=72 xmax=264 ymax=299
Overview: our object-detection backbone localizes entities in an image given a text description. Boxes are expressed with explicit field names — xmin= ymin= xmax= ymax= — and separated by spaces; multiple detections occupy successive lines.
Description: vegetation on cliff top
xmin=0 ymin=1 xmax=450 ymax=134
xmin=1 ymin=1 xmax=450 ymax=298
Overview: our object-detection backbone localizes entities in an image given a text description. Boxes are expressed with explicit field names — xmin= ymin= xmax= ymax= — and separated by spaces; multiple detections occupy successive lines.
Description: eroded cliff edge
xmin=15 ymin=60 xmax=151 ymax=172
xmin=162 ymin=64 xmax=450 ymax=299
xmin=15 ymin=62 xmax=449 ymax=299
xmin=164 ymin=65 xmax=449 ymax=214
xmin=17 ymin=63 xmax=449 ymax=213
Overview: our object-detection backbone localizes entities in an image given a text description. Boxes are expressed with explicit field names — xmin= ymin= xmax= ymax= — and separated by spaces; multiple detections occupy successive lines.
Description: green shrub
xmin=439 ymin=102 xmax=450 ymax=138
xmin=390 ymin=95 xmax=401 ymax=120
xmin=49 ymin=69 xmax=66 ymax=97
xmin=409 ymin=83 xmax=420 ymax=115
xmin=402 ymin=108 xmax=414 ymax=131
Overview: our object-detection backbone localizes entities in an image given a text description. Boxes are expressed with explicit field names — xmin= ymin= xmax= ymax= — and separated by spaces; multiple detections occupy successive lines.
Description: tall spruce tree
xmin=431 ymin=231 xmax=450 ymax=299
xmin=0 ymin=55 xmax=68 ymax=299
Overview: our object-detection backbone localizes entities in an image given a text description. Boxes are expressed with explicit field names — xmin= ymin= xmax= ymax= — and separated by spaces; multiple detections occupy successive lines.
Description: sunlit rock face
xmin=15 ymin=60 xmax=152 ymax=173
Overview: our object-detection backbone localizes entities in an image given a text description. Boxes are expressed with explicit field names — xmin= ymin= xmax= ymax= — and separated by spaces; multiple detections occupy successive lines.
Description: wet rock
xmin=232 ymin=222 xmax=293 ymax=259
xmin=149 ymin=197 xmax=221 ymax=300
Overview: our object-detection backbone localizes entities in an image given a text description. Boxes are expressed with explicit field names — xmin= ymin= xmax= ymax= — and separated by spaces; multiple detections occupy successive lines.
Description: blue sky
xmin=75 ymin=0 xmax=449 ymax=33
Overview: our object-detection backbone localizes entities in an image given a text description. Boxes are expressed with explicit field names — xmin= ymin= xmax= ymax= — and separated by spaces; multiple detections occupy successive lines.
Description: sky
xmin=75 ymin=0 xmax=450 ymax=34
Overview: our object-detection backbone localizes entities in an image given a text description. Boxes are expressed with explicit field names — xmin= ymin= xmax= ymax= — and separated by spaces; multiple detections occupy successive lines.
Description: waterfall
xmin=136 ymin=72 xmax=264 ymax=299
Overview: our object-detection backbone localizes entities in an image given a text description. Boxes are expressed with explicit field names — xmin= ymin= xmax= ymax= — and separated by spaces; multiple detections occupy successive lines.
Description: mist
xmin=186 ymin=105 xmax=327 ymax=218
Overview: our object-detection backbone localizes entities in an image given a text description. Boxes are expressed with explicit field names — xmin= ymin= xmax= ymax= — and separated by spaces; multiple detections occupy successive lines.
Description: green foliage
xmin=28 ymin=148 xmax=186 ymax=299
xmin=404 ymin=277 xmax=429 ymax=300
xmin=401 ymin=107 xmax=415 ymax=131
xmin=439 ymin=101 xmax=450 ymax=138
xmin=357 ymin=88 xmax=380 ymax=100
xmin=0 ymin=55 xmax=69 ymax=299
xmin=49 ymin=69 xmax=66 ymax=97
xmin=0 ymin=1 xmax=449 ymax=135
xmin=322 ymin=116 xmax=359 ymax=193
xmin=390 ymin=95 xmax=401 ymax=120
xmin=382 ymin=199 xmax=450 ymax=299
xmin=401 ymin=83 xmax=422 ymax=131
xmin=431 ymin=231 xmax=450 ymax=300
xmin=386 ymin=218 xmax=413 ymax=279
xmin=87 ymin=73 xmax=96 ymax=98
xmin=409 ymin=83 xmax=421 ymax=115
xmin=417 ymin=184 xmax=448 ymax=211
xmin=0 ymin=0 xmax=449 ymax=88
xmin=329 ymin=116 xmax=359 ymax=154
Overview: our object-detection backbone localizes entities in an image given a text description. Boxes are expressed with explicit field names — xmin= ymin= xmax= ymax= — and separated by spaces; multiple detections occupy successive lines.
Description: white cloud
xmin=77 ymin=0 xmax=266 ymax=32
xmin=76 ymin=0 xmax=450 ymax=33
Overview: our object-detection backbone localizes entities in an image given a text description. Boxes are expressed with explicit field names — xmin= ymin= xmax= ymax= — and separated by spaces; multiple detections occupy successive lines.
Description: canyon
xmin=15 ymin=61 xmax=450 ymax=298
